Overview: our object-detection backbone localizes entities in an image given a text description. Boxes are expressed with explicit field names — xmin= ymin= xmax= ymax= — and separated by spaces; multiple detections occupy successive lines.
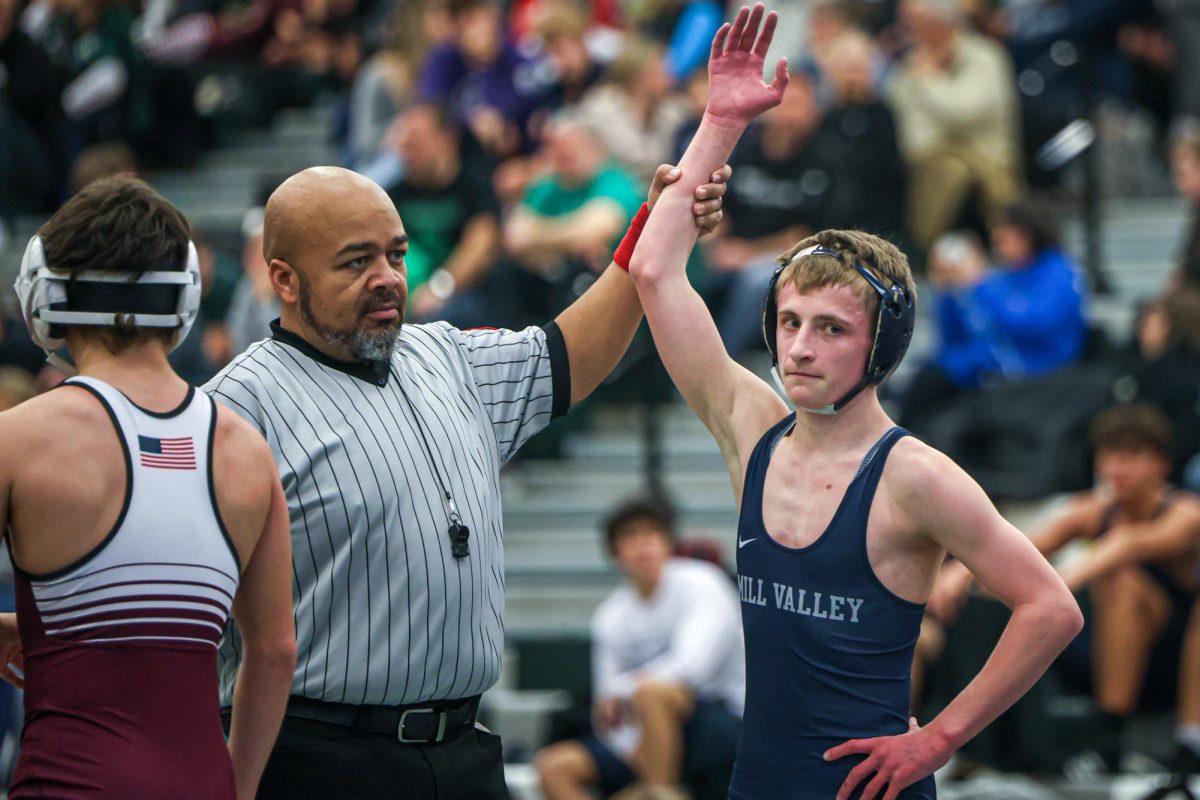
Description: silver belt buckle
xmin=398 ymin=708 xmax=448 ymax=743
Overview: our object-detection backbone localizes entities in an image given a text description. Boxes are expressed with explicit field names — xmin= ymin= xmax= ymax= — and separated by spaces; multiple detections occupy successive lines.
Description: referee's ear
xmin=269 ymin=258 xmax=299 ymax=306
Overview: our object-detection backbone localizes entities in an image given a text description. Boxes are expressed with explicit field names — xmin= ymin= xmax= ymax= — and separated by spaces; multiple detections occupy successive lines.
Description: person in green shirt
xmin=504 ymin=115 xmax=644 ymax=321
xmin=387 ymin=103 xmax=501 ymax=327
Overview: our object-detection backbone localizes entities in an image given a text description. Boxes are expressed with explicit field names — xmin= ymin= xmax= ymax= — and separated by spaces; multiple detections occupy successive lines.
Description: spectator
xmin=818 ymin=28 xmax=906 ymax=239
xmin=37 ymin=0 xmax=156 ymax=153
xmin=1120 ymin=289 xmax=1200 ymax=489
xmin=995 ymin=0 xmax=1160 ymax=175
xmin=223 ymin=207 xmax=280 ymax=354
xmin=387 ymin=103 xmax=501 ymax=327
xmin=1166 ymin=3 xmax=1200 ymax=123
xmin=507 ymin=0 xmax=620 ymax=44
xmin=0 ymin=0 xmax=70 ymax=212
xmin=0 ymin=301 xmax=48 ymax=377
xmin=1172 ymin=586 xmax=1200 ymax=779
xmin=669 ymin=65 xmax=708 ymax=161
xmin=1173 ymin=120 xmax=1200 ymax=289
xmin=702 ymin=74 xmax=835 ymax=358
xmin=192 ymin=233 xmax=243 ymax=370
xmin=900 ymin=201 xmax=1088 ymax=423
xmin=889 ymin=0 xmax=1020 ymax=252
xmin=928 ymin=404 xmax=1200 ymax=771
xmin=418 ymin=0 xmax=548 ymax=159
xmin=503 ymin=113 xmax=642 ymax=323
xmin=535 ymin=498 xmax=743 ymax=800
xmin=535 ymin=3 xmax=605 ymax=112
xmin=342 ymin=0 xmax=456 ymax=179
xmin=576 ymin=36 xmax=691 ymax=183
xmin=70 ymin=139 xmax=137 ymax=191
xmin=802 ymin=0 xmax=885 ymax=108
xmin=0 ymin=367 xmax=37 ymax=411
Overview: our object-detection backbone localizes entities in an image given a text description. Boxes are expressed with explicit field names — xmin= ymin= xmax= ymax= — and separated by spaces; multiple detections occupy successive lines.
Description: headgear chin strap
xmin=15 ymin=235 xmax=202 ymax=374
xmin=762 ymin=244 xmax=915 ymax=415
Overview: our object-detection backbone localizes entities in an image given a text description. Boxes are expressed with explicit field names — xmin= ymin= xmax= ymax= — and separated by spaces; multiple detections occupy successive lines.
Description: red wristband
xmin=613 ymin=202 xmax=650 ymax=272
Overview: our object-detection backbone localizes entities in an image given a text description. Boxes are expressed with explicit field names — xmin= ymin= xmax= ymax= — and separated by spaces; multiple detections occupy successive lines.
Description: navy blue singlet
xmin=730 ymin=417 xmax=936 ymax=800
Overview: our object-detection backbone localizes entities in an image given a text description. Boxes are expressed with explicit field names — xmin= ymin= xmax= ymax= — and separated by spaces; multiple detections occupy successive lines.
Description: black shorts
xmin=577 ymin=699 xmax=742 ymax=795
xmin=1060 ymin=567 xmax=1196 ymax=710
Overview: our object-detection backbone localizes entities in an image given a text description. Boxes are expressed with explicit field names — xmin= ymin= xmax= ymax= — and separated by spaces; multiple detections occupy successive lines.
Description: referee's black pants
xmin=228 ymin=713 xmax=510 ymax=799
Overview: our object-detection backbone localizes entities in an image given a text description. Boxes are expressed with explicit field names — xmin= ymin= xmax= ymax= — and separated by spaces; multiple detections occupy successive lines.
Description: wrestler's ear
xmin=270 ymin=259 xmax=300 ymax=306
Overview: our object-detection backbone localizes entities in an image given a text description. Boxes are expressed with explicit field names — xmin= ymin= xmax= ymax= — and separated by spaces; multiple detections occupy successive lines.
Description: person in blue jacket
xmin=901 ymin=200 xmax=1088 ymax=423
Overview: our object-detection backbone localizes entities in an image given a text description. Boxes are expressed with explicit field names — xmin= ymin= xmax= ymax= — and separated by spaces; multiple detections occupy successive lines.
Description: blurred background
xmin=3 ymin=0 xmax=1200 ymax=796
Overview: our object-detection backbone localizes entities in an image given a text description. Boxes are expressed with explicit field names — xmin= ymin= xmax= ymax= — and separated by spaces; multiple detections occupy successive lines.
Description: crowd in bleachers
xmin=7 ymin=0 xmax=1200 ymax=789
xmin=1 ymin=0 xmax=1197 ymax=384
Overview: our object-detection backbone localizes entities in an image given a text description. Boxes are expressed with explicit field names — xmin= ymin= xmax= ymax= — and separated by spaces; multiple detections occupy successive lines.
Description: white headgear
xmin=14 ymin=235 xmax=202 ymax=370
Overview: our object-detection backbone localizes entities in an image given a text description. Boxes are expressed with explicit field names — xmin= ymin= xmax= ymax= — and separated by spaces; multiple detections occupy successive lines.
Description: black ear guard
xmin=762 ymin=245 xmax=915 ymax=411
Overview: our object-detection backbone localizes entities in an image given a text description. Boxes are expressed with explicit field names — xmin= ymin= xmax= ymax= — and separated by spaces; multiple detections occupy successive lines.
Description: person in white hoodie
xmin=536 ymin=497 xmax=745 ymax=800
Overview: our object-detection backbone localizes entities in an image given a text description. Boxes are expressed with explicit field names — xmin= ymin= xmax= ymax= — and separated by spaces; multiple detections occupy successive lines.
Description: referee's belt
xmin=285 ymin=694 xmax=480 ymax=744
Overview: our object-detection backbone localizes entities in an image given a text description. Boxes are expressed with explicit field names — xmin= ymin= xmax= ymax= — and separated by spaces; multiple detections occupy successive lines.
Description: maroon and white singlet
xmin=10 ymin=376 xmax=241 ymax=799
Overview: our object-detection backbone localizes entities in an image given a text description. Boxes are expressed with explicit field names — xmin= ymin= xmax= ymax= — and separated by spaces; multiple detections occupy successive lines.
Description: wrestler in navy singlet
xmin=731 ymin=417 xmax=936 ymax=800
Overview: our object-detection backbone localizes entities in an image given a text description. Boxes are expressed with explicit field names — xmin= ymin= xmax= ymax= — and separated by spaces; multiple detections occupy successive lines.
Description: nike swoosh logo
xmin=738 ymin=538 xmax=757 ymax=549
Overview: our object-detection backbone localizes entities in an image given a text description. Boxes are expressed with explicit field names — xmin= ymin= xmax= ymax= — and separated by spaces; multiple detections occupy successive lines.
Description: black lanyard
xmin=396 ymin=379 xmax=470 ymax=559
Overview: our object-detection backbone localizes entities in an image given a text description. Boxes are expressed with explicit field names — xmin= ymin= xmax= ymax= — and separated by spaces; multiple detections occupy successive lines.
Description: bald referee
xmin=203 ymin=162 xmax=729 ymax=798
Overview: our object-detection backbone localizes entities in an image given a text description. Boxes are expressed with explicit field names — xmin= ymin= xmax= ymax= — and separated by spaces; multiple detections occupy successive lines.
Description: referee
xmin=204 ymin=164 xmax=728 ymax=798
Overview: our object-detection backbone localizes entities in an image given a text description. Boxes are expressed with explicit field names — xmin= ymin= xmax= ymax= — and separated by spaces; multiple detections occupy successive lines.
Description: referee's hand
xmin=647 ymin=163 xmax=732 ymax=237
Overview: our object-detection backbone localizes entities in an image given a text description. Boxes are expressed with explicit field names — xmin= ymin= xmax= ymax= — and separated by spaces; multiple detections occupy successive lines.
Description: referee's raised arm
xmin=554 ymin=163 xmax=732 ymax=405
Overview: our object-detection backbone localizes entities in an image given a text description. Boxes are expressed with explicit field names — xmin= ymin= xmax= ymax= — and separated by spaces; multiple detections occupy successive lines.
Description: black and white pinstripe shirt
xmin=203 ymin=319 xmax=569 ymax=706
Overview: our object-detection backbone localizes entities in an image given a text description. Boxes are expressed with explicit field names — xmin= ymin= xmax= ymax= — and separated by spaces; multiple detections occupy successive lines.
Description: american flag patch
xmin=137 ymin=435 xmax=196 ymax=470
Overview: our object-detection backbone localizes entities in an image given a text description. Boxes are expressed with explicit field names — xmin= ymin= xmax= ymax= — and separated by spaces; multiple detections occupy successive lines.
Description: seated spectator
xmin=0 ymin=0 xmax=69 ymax=213
xmin=193 ymin=232 xmax=243 ymax=371
xmin=988 ymin=0 xmax=1162 ymax=185
xmin=534 ymin=2 xmax=605 ymax=112
xmin=889 ymin=0 xmax=1020 ymax=252
xmin=344 ymin=47 xmax=414 ymax=171
xmin=0 ymin=367 xmax=37 ymax=412
xmin=1171 ymin=587 xmax=1200 ymax=779
xmin=819 ymin=28 xmax=906 ymax=239
xmin=535 ymin=498 xmax=743 ymax=800
xmin=801 ymin=0 xmax=885 ymax=110
xmin=702 ymin=73 xmax=834 ymax=358
xmin=575 ymin=36 xmax=690 ymax=183
xmin=900 ymin=201 xmax=1088 ymax=424
xmin=36 ymin=0 xmax=155 ymax=154
xmin=223 ymin=208 xmax=280 ymax=354
xmin=1119 ymin=289 xmax=1200 ymax=488
xmin=387 ymin=103 xmax=500 ymax=327
xmin=485 ymin=2 xmax=607 ymax=222
xmin=70 ymin=140 xmax=137 ymax=192
xmin=1173 ymin=121 xmax=1200 ymax=289
xmin=507 ymin=0 xmax=620 ymax=45
xmin=418 ymin=0 xmax=548 ymax=159
xmin=0 ymin=302 xmax=48 ymax=378
xmin=503 ymin=113 xmax=641 ymax=323
xmin=928 ymin=404 xmax=1200 ymax=770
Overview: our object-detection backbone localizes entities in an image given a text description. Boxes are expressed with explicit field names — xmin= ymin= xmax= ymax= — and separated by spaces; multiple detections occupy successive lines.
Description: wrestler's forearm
xmin=629 ymin=114 xmax=744 ymax=284
xmin=228 ymin=646 xmax=295 ymax=800
xmin=924 ymin=598 xmax=1081 ymax=751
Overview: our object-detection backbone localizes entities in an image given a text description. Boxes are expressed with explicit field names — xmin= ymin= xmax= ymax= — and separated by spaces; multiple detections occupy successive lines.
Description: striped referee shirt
xmin=203 ymin=319 xmax=569 ymax=706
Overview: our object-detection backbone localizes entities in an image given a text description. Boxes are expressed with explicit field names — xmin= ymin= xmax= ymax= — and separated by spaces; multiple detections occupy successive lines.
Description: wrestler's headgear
xmin=15 ymin=235 xmax=202 ymax=374
xmin=762 ymin=244 xmax=915 ymax=414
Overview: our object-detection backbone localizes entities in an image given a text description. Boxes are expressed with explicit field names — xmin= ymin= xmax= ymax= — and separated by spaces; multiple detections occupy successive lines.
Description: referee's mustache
xmin=360 ymin=289 xmax=406 ymax=319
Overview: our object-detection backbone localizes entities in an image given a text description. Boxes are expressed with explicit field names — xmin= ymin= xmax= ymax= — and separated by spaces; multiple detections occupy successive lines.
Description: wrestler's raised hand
xmin=705 ymin=3 xmax=789 ymax=128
